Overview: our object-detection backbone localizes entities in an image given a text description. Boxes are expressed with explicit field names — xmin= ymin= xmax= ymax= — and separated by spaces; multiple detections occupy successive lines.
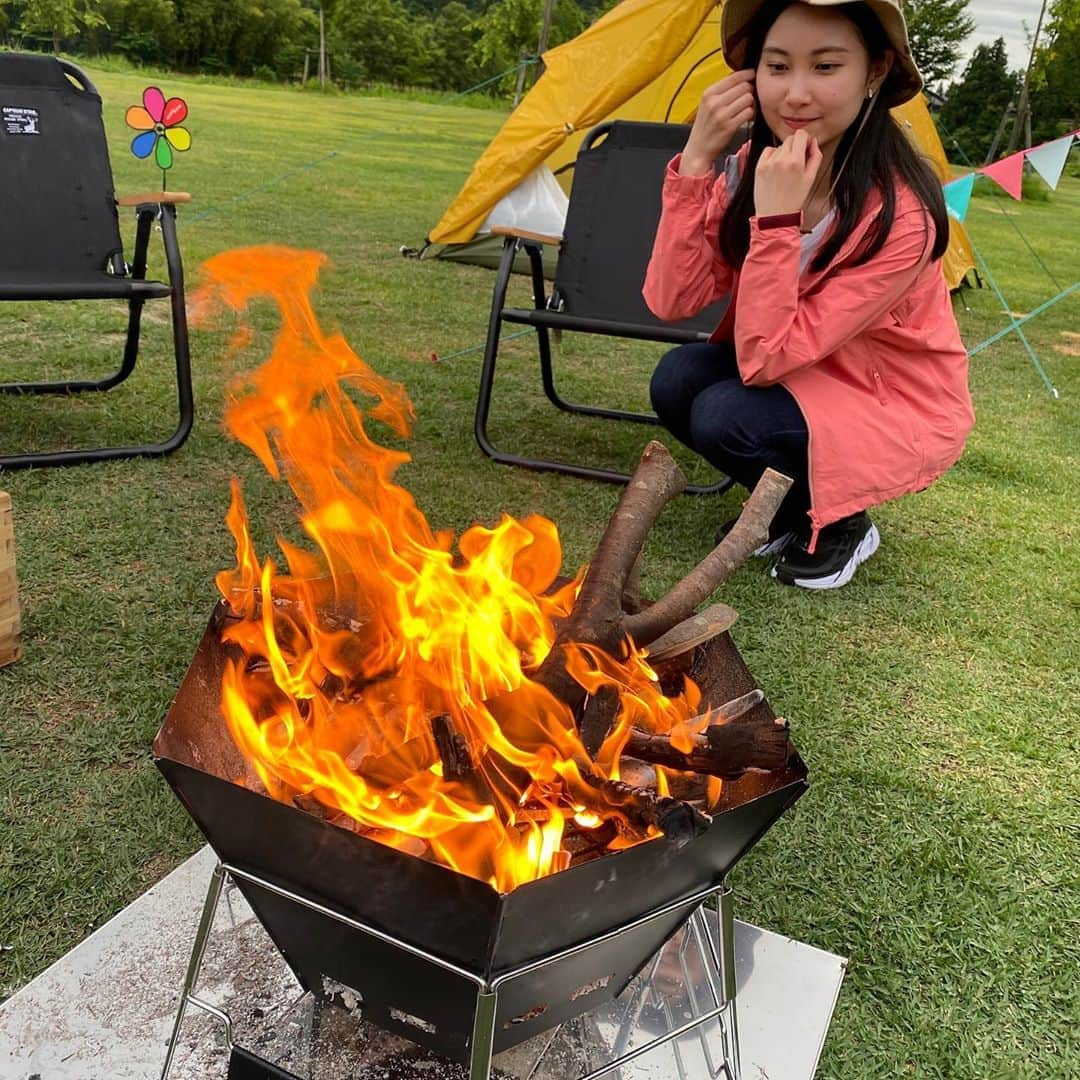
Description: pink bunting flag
xmin=980 ymin=152 xmax=1025 ymax=200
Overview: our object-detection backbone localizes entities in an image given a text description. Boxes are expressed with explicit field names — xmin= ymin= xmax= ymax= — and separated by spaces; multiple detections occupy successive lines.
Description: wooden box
xmin=0 ymin=491 xmax=20 ymax=667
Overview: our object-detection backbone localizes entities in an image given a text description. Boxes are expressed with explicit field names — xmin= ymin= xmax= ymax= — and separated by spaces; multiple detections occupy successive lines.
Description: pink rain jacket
xmin=644 ymin=151 xmax=975 ymax=549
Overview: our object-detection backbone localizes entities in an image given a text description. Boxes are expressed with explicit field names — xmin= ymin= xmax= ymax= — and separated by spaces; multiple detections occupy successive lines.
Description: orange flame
xmin=197 ymin=246 xmax=710 ymax=893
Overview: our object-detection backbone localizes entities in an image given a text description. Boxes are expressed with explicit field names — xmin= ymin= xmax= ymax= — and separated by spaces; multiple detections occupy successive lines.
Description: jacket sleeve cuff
xmin=753 ymin=211 xmax=803 ymax=231
xmin=664 ymin=153 xmax=716 ymax=196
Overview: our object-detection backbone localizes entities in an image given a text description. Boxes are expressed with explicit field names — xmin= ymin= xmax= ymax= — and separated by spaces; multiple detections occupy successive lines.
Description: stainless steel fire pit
xmin=155 ymin=603 xmax=808 ymax=1080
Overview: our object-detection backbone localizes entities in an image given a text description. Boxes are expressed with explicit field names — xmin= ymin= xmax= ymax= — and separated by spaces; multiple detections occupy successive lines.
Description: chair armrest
xmin=116 ymin=192 xmax=193 ymax=207
xmin=489 ymin=224 xmax=561 ymax=245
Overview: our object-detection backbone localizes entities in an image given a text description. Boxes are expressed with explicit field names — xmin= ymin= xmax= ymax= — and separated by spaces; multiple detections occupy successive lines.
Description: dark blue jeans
xmin=650 ymin=342 xmax=811 ymax=534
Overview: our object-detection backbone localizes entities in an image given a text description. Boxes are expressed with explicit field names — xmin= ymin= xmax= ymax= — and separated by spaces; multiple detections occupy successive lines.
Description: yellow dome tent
xmin=425 ymin=0 xmax=974 ymax=289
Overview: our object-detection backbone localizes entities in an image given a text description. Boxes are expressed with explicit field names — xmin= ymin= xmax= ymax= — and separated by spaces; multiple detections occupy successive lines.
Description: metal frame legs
xmin=162 ymin=862 xmax=742 ymax=1080
xmin=475 ymin=237 xmax=732 ymax=495
xmin=0 ymin=202 xmax=194 ymax=470
xmin=159 ymin=859 xmax=738 ymax=1080
xmin=161 ymin=863 xmax=232 ymax=1080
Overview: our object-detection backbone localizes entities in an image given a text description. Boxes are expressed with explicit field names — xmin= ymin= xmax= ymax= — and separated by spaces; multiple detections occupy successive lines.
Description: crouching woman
xmin=644 ymin=0 xmax=975 ymax=589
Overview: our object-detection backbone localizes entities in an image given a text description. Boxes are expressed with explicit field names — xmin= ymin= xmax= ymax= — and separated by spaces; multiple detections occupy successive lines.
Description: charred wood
xmin=430 ymin=713 xmax=476 ymax=780
xmin=581 ymin=772 xmax=711 ymax=846
xmin=561 ymin=817 xmax=619 ymax=864
xmin=625 ymin=699 xmax=790 ymax=780
xmin=292 ymin=792 xmax=335 ymax=820
xmin=532 ymin=441 xmax=687 ymax=716
xmin=579 ymin=685 xmax=621 ymax=759
xmin=710 ymin=688 xmax=765 ymax=723
xmin=617 ymin=756 xmax=658 ymax=789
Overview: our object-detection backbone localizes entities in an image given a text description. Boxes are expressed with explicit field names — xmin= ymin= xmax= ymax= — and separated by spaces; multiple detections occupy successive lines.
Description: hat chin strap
xmin=822 ymin=87 xmax=882 ymax=207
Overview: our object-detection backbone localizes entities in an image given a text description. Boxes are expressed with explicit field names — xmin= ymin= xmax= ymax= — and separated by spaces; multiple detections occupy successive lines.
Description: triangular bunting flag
xmin=980 ymin=152 xmax=1025 ymax=199
xmin=1025 ymin=134 xmax=1075 ymax=190
xmin=943 ymin=173 xmax=976 ymax=221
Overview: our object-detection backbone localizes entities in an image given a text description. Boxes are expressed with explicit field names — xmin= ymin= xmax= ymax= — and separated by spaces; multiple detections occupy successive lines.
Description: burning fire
xmin=198 ymin=247 xmax=717 ymax=892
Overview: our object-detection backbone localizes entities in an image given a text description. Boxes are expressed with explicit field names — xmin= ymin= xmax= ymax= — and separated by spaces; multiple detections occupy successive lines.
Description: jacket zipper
xmin=871 ymin=365 xmax=889 ymax=405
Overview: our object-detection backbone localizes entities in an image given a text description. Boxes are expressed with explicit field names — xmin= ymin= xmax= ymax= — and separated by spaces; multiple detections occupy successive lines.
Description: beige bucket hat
xmin=721 ymin=0 xmax=924 ymax=107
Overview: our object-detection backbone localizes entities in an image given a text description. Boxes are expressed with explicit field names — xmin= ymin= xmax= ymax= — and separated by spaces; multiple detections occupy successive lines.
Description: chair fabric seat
xmin=0 ymin=276 xmax=172 ymax=301
xmin=501 ymin=306 xmax=711 ymax=345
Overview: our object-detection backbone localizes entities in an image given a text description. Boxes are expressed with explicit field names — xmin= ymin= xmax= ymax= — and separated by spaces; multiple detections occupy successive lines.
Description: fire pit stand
xmin=161 ymin=862 xmax=743 ymax=1080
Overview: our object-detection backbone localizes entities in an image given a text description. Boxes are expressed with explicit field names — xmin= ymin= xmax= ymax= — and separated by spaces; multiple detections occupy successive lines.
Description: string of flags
xmin=943 ymin=130 xmax=1079 ymax=222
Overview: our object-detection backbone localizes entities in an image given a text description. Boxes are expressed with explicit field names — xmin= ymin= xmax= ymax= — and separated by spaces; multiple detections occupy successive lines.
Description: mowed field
xmin=0 ymin=65 xmax=1077 ymax=1077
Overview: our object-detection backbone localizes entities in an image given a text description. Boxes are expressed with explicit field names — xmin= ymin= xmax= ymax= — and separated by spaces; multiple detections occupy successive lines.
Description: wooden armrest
xmin=116 ymin=191 xmax=193 ymax=207
xmin=489 ymin=224 xmax=562 ymax=245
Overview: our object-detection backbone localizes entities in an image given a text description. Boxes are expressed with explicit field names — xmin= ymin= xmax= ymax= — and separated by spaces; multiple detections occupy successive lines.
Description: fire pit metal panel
xmin=158 ymin=759 xmax=503 ymax=971
xmin=233 ymin=878 xmax=705 ymax=1061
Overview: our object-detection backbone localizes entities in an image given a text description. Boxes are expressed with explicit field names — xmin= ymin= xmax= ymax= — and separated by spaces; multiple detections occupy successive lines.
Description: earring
xmin=867 ymin=87 xmax=874 ymax=99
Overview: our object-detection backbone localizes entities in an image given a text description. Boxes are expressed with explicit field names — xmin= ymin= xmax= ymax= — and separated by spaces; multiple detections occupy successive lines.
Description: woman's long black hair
xmin=718 ymin=0 xmax=950 ymax=272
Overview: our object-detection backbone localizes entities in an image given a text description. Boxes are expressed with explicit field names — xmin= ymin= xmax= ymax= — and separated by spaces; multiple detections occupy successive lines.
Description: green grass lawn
xmin=0 ymin=65 xmax=1077 ymax=1077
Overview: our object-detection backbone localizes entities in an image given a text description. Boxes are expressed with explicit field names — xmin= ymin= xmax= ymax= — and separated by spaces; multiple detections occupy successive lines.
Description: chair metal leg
xmin=0 ymin=206 xmax=195 ymax=471
xmin=536 ymin=319 xmax=659 ymax=426
xmin=0 ymin=301 xmax=144 ymax=397
xmin=474 ymin=237 xmax=518 ymax=468
xmin=527 ymin=243 xmax=659 ymax=427
xmin=475 ymin=239 xmax=733 ymax=495
xmin=0 ymin=211 xmax=152 ymax=398
xmin=159 ymin=203 xmax=196 ymax=453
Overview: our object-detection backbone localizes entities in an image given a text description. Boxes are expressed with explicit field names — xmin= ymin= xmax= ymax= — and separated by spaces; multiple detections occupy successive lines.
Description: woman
xmin=644 ymin=0 xmax=974 ymax=589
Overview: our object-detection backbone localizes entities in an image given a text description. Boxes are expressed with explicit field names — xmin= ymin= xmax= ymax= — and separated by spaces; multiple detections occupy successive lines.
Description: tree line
xmin=0 ymin=0 xmax=1075 ymax=164
xmin=938 ymin=0 xmax=1078 ymax=164
xmin=0 ymin=0 xmax=606 ymax=90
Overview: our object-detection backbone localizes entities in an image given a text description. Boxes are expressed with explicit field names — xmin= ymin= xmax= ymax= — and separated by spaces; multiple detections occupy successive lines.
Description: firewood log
xmin=529 ymin=442 xmax=791 ymax=757
xmin=580 ymin=771 xmax=711 ymax=847
xmin=625 ymin=705 xmax=791 ymax=780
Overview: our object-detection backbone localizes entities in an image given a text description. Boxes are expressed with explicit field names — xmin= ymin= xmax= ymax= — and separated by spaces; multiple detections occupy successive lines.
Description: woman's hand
xmin=753 ymin=130 xmax=824 ymax=218
xmin=679 ymin=70 xmax=756 ymax=176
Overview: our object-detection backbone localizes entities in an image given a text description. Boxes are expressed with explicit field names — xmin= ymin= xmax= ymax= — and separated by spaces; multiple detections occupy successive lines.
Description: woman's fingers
xmin=702 ymin=85 xmax=754 ymax=125
xmin=705 ymin=68 xmax=756 ymax=95
xmin=775 ymin=130 xmax=815 ymax=169
xmin=701 ymin=74 xmax=755 ymax=116
xmin=754 ymin=129 xmax=824 ymax=215
xmin=683 ymin=71 xmax=756 ymax=170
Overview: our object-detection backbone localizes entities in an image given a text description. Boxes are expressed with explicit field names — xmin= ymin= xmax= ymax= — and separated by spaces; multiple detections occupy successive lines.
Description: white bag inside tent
xmin=478 ymin=164 xmax=569 ymax=239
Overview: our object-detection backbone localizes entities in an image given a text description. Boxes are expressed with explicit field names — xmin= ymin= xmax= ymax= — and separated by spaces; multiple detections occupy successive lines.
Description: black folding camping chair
xmin=0 ymin=53 xmax=193 ymax=470
xmin=476 ymin=120 xmax=735 ymax=494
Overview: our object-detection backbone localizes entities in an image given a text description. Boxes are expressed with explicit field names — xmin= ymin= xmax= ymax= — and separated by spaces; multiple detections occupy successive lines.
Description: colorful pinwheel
xmin=125 ymin=87 xmax=191 ymax=173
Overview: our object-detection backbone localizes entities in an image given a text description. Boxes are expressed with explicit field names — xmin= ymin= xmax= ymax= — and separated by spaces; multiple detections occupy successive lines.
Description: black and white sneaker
xmin=714 ymin=516 xmax=797 ymax=557
xmin=771 ymin=512 xmax=880 ymax=589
